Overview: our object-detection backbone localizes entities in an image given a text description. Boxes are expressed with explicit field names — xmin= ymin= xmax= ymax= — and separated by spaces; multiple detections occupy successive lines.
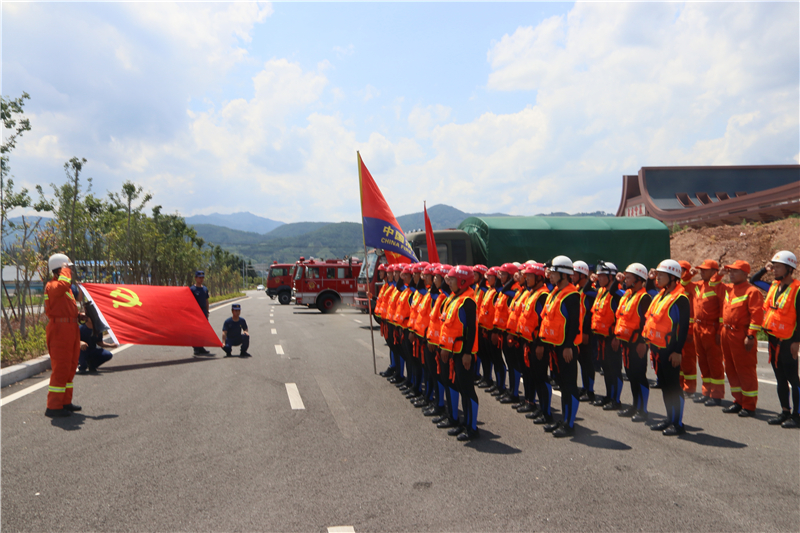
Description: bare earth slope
xmin=670 ymin=217 xmax=800 ymax=269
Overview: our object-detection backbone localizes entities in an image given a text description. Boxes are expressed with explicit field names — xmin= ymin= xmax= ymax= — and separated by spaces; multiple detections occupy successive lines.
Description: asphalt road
xmin=2 ymin=291 xmax=799 ymax=532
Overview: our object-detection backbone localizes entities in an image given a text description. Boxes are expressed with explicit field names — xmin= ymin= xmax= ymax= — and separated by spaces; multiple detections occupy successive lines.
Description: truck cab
xmin=355 ymin=249 xmax=389 ymax=313
xmin=266 ymin=261 xmax=296 ymax=305
xmin=406 ymin=229 xmax=473 ymax=265
xmin=293 ymin=257 xmax=362 ymax=313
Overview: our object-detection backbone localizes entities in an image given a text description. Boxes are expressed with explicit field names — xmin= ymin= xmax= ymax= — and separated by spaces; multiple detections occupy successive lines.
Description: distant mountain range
xmin=184 ymin=212 xmax=283 ymax=234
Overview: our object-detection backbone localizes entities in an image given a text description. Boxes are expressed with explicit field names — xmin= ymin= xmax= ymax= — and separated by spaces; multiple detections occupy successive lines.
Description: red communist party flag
xmin=423 ymin=201 xmax=440 ymax=263
xmin=358 ymin=152 xmax=418 ymax=264
xmin=80 ymin=283 xmax=223 ymax=347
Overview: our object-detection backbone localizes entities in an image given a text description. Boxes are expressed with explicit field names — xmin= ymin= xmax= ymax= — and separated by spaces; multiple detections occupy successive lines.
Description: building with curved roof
xmin=616 ymin=165 xmax=800 ymax=227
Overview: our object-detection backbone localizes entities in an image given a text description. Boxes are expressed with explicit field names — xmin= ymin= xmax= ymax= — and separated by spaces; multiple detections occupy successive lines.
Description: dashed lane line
xmin=275 ymin=345 xmax=284 ymax=355
xmin=270 ymin=320 xmax=275 ymax=324
xmin=1 ymin=344 xmax=133 ymax=407
xmin=353 ymin=319 xmax=363 ymax=324
xmin=328 ymin=527 xmax=355 ymax=533
xmin=271 ymin=329 xmax=277 ymax=334
xmin=285 ymin=383 xmax=305 ymax=410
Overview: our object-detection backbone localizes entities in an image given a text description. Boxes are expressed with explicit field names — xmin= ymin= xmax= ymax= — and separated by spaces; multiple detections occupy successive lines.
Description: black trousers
xmin=520 ymin=342 xmax=536 ymax=403
xmin=531 ymin=343 xmax=552 ymax=416
xmin=478 ymin=330 xmax=494 ymax=384
xmin=453 ymin=352 xmax=479 ymax=432
xmin=577 ymin=340 xmax=595 ymax=393
xmin=654 ymin=348 xmax=683 ymax=427
xmin=769 ymin=337 xmax=800 ymax=415
xmin=554 ymin=345 xmax=579 ymax=428
xmin=598 ymin=336 xmax=622 ymax=403
xmin=623 ymin=341 xmax=650 ymax=411
xmin=422 ymin=341 xmax=438 ymax=404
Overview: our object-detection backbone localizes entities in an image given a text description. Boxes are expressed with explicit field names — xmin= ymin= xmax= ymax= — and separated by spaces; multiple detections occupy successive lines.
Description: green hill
xmin=192 ymin=224 xmax=265 ymax=245
xmin=262 ymin=222 xmax=332 ymax=239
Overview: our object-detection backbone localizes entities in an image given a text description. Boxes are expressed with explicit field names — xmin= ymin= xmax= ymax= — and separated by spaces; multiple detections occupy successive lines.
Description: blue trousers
xmin=224 ymin=336 xmax=250 ymax=355
xmin=79 ymin=348 xmax=112 ymax=371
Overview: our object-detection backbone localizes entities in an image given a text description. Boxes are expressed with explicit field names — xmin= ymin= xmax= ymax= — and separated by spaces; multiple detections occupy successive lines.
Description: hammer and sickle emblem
xmin=110 ymin=287 xmax=143 ymax=309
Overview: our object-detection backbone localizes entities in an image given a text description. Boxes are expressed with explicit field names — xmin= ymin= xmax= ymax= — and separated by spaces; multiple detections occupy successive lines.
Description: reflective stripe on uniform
xmin=709 ymin=378 xmax=726 ymax=385
xmin=44 ymin=294 xmax=49 ymax=300
xmin=749 ymin=324 xmax=762 ymax=331
xmin=742 ymin=390 xmax=758 ymax=397
xmin=58 ymin=275 xmax=71 ymax=282
xmin=48 ymin=386 xmax=66 ymax=393
xmin=680 ymin=373 xmax=697 ymax=380
xmin=730 ymin=386 xmax=742 ymax=393
xmin=66 ymin=382 xmax=73 ymax=389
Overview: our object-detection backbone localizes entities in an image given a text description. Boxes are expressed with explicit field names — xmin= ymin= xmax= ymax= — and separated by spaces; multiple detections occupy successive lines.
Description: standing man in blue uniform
xmin=190 ymin=270 xmax=212 ymax=356
xmin=222 ymin=303 xmax=250 ymax=357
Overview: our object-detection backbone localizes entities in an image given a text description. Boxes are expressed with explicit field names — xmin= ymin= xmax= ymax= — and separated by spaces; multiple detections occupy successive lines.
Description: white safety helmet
xmin=656 ymin=259 xmax=682 ymax=278
xmin=771 ymin=250 xmax=797 ymax=270
xmin=512 ymin=261 xmax=522 ymax=269
xmin=48 ymin=253 xmax=72 ymax=272
xmin=551 ymin=255 xmax=574 ymax=275
xmin=525 ymin=259 xmax=536 ymax=265
xmin=573 ymin=260 xmax=590 ymax=277
xmin=596 ymin=261 xmax=618 ymax=276
xmin=625 ymin=263 xmax=648 ymax=281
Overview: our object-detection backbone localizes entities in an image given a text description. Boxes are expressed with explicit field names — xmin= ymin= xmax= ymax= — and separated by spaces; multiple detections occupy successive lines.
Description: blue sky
xmin=3 ymin=2 xmax=798 ymax=224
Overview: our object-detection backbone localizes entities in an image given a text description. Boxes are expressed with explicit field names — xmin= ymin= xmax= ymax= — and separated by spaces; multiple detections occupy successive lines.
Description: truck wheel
xmin=278 ymin=292 xmax=291 ymax=305
xmin=317 ymin=294 xmax=339 ymax=314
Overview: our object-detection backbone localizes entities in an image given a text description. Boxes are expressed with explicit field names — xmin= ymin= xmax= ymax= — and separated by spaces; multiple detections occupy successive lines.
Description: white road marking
xmin=759 ymin=378 xmax=778 ymax=385
xmin=1 ymin=344 xmax=134 ymax=407
xmin=258 ymin=297 xmax=267 ymax=299
xmin=328 ymin=527 xmax=355 ymax=533
xmin=285 ymin=383 xmax=305 ymax=410
xmin=275 ymin=345 xmax=284 ymax=355
xmin=353 ymin=319 xmax=363 ymax=324
xmin=270 ymin=319 xmax=275 ymax=324
xmin=271 ymin=329 xmax=277 ymax=334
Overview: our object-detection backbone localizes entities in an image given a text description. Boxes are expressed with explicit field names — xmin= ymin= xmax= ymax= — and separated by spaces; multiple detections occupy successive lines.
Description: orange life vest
xmin=439 ymin=293 xmax=479 ymax=354
xmin=384 ymin=285 xmax=403 ymax=326
xmin=426 ymin=293 xmax=451 ymax=346
xmin=614 ymin=287 xmax=647 ymax=343
xmin=517 ymin=285 xmax=549 ymax=342
xmin=591 ymin=286 xmax=616 ymax=336
xmin=407 ymin=289 xmax=423 ymax=331
xmin=374 ymin=283 xmax=390 ymax=318
xmin=540 ymin=283 xmax=580 ymax=346
xmin=478 ymin=288 xmax=497 ymax=330
xmin=392 ymin=287 xmax=413 ymax=328
xmin=763 ymin=279 xmax=800 ymax=340
xmin=505 ymin=289 xmax=527 ymax=334
xmin=642 ymin=285 xmax=685 ymax=349
xmin=412 ymin=291 xmax=433 ymax=338
xmin=493 ymin=286 xmax=517 ymax=330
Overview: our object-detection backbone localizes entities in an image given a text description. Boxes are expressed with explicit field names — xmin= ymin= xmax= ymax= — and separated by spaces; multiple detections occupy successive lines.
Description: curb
xmin=1 ymin=354 xmax=51 ymax=389
xmin=1 ymin=294 xmax=250 ymax=389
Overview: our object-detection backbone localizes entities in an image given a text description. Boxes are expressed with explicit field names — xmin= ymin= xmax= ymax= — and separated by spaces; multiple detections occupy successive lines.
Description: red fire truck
xmin=266 ymin=261 xmax=296 ymax=305
xmin=355 ymin=248 xmax=388 ymax=314
xmin=293 ymin=257 xmax=362 ymax=313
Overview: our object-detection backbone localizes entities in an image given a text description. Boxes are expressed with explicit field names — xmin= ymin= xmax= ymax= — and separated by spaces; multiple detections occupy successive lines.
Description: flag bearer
xmin=752 ymin=251 xmax=800 ymax=428
xmin=44 ymin=253 xmax=82 ymax=418
xmin=613 ymin=264 xmax=654 ymax=422
xmin=440 ymin=265 xmax=480 ymax=441
xmin=539 ymin=255 xmax=583 ymax=438
xmin=642 ymin=260 xmax=691 ymax=436
xmin=718 ymin=260 xmax=764 ymax=418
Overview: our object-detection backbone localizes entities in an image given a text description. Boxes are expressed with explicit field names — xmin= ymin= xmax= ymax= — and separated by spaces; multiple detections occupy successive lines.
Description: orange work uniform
xmin=44 ymin=267 xmax=81 ymax=410
xmin=691 ymin=274 xmax=726 ymax=399
xmin=720 ymin=282 xmax=764 ymax=411
xmin=678 ymin=274 xmax=700 ymax=394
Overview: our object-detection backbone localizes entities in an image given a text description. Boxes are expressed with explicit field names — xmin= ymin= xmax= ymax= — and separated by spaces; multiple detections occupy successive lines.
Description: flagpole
xmin=357 ymin=151 xmax=379 ymax=375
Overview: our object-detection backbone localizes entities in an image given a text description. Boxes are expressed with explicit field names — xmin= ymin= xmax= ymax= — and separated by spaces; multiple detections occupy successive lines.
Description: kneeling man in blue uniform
xmin=78 ymin=315 xmax=117 ymax=374
xmin=222 ymin=303 xmax=250 ymax=357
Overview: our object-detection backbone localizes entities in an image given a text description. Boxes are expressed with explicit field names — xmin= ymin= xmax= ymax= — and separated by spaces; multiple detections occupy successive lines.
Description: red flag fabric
xmin=81 ymin=283 xmax=223 ymax=347
xmin=358 ymin=152 xmax=418 ymax=264
xmin=423 ymin=202 xmax=440 ymax=263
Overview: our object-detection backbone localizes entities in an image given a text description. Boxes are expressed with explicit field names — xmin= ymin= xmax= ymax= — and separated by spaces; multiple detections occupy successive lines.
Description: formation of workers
xmin=371 ymin=249 xmax=800 ymax=441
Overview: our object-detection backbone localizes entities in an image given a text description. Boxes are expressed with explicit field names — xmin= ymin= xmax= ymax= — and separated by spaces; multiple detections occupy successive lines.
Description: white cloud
xmin=408 ymin=105 xmax=452 ymax=139
xmin=333 ymin=44 xmax=355 ymax=58
xmin=362 ymin=84 xmax=380 ymax=102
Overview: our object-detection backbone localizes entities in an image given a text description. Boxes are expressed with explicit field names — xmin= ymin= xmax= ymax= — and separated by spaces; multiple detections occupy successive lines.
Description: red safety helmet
xmin=472 ymin=264 xmax=488 ymax=275
xmin=523 ymin=262 xmax=546 ymax=277
xmin=401 ymin=264 xmax=414 ymax=274
xmin=486 ymin=266 xmax=499 ymax=277
xmin=412 ymin=263 xmax=426 ymax=274
xmin=498 ymin=263 xmax=519 ymax=275
xmin=422 ymin=264 xmax=437 ymax=275
xmin=377 ymin=264 xmax=387 ymax=272
xmin=449 ymin=265 xmax=473 ymax=290
xmin=433 ymin=264 xmax=450 ymax=276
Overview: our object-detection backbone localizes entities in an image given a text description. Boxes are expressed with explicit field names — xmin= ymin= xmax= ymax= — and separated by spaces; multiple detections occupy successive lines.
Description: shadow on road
xmin=101 ymin=357 xmax=214 ymax=373
xmin=50 ymin=413 xmax=119 ymax=431
xmin=677 ymin=430 xmax=748 ymax=448
xmin=463 ymin=428 xmax=522 ymax=455
xmin=570 ymin=427 xmax=632 ymax=450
